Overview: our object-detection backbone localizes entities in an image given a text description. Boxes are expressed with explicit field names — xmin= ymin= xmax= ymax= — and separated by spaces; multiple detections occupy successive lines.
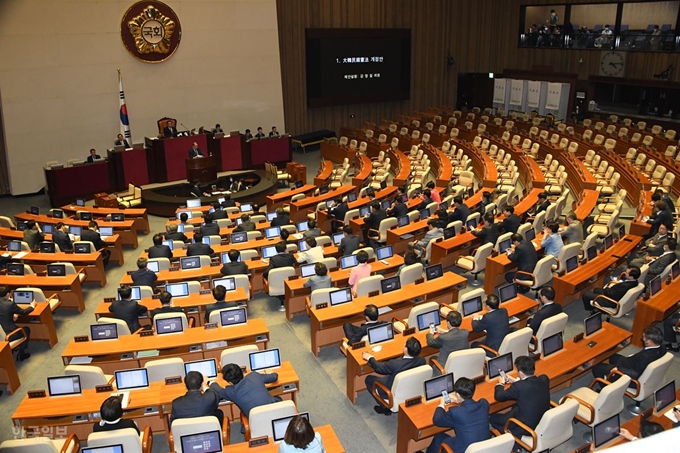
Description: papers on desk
xmin=136 ymin=350 xmax=160 ymax=358
xmin=12 ymin=252 xmax=28 ymax=259
xmin=378 ymin=307 xmax=393 ymax=315
xmin=508 ymin=316 xmax=520 ymax=324
xmin=206 ymin=340 xmax=228 ymax=350
xmin=69 ymin=356 xmax=93 ymax=365
xmin=664 ymin=406 xmax=679 ymax=423
xmin=293 ymin=233 xmax=303 ymax=240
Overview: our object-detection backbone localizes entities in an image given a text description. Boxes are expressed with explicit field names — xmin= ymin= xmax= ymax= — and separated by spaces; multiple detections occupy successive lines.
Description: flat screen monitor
xmin=180 ymin=256 xmax=201 ymax=270
xmin=294 ymin=180 xmax=304 ymax=189
xmin=300 ymin=263 xmax=317 ymax=278
xmin=604 ymin=235 xmax=613 ymax=251
xmin=52 ymin=209 xmax=64 ymax=219
xmin=146 ymin=260 xmax=160 ymax=273
xmin=90 ymin=323 xmax=118 ymax=341
xmin=41 ymin=223 xmax=55 ymax=234
xmin=262 ymin=246 xmax=277 ymax=259
xmin=186 ymin=199 xmax=201 ymax=209
xmin=380 ymin=180 xmax=387 ymax=189
xmin=249 ymin=348 xmax=281 ymax=371
xmin=498 ymin=239 xmax=511 ymax=253
xmin=332 ymin=232 xmax=344 ymax=245
xmin=81 ymin=446 xmax=123 ymax=453
xmin=47 ymin=375 xmax=82 ymax=397
xmin=80 ymin=212 xmax=92 ymax=221
xmin=296 ymin=221 xmax=309 ymax=232
xmin=525 ymin=228 xmax=536 ymax=241
xmin=376 ymin=245 xmax=393 ymax=260
xmin=587 ymin=245 xmax=597 ymax=261
xmin=7 ymin=264 xmax=25 ymax=276
xmin=542 ymin=332 xmax=564 ymax=358
xmin=13 ymin=290 xmax=33 ymax=303
xmin=239 ymin=203 xmax=253 ymax=212
xmin=416 ymin=308 xmax=441 ymax=331
xmin=154 ymin=316 xmax=184 ymax=335
xmin=75 ymin=199 xmax=85 ymax=207
xmin=30 ymin=206 xmax=39 ymax=215
xmin=220 ymin=307 xmax=248 ymax=327
xmin=265 ymin=226 xmax=281 ymax=239
xmin=397 ymin=215 xmax=409 ymax=227
xmin=115 ymin=368 xmax=150 ymax=390
xmin=367 ymin=322 xmax=394 ymax=345
xmin=69 ymin=225 xmax=82 ymax=236
xmin=319 ymin=185 xmax=329 ymax=195
xmin=272 ymin=412 xmax=310 ymax=442
xmin=74 ymin=242 xmax=91 ymax=254
xmin=298 ymin=239 xmax=309 ymax=252
xmin=217 ymin=197 xmax=225 ymax=204
xmin=166 ymin=282 xmax=189 ymax=297
xmin=592 ymin=414 xmax=620 ymax=449
xmin=424 ymin=373 xmax=454 ymax=401
xmin=329 ymin=287 xmax=352 ymax=306
xmin=487 ymin=353 xmax=513 ymax=379
xmin=111 ymin=213 xmax=125 ymax=222
xmin=177 ymin=223 xmax=186 ymax=232
xmin=440 ymin=201 xmax=449 ymax=211
xmin=177 ymin=211 xmax=193 ymax=220
xmin=340 ymin=255 xmax=359 ymax=269
xmin=654 ymin=380 xmax=676 ymax=413
xmin=498 ymin=283 xmax=517 ymax=303
xmin=267 ymin=211 xmax=277 ymax=221
xmin=202 ymin=236 xmax=212 ymax=245
xmin=381 ymin=199 xmax=391 ymax=210
xmin=180 ymin=431 xmax=222 ymax=453
xmin=649 ymin=275 xmax=662 ymax=297
xmin=47 ymin=264 xmax=66 ymax=276
xmin=365 ymin=187 xmax=376 ymax=198
xmin=15 ymin=222 xmax=27 ymax=231
xmin=419 ymin=209 xmax=430 ymax=220
xmin=673 ymin=261 xmax=680 ymax=280
xmin=466 ymin=218 xmax=477 ymax=230
xmin=99 ymin=226 xmax=113 ymax=237
xmin=6 ymin=240 xmax=21 ymax=252
xmin=585 ymin=312 xmax=602 ymax=337
xmin=565 ymin=256 xmax=578 ymax=273
xmin=401 ymin=193 xmax=409 ymax=203
xmin=461 ymin=296 xmax=483 ymax=317
xmin=235 ymin=218 xmax=242 ymax=226
xmin=347 ymin=192 xmax=357 ymax=202
xmin=212 ymin=276 xmax=236 ymax=291
xmin=231 ymin=232 xmax=247 ymax=244
xmin=425 ymin=264 xmax=443 ymax=280
xmin=380 ymin=276 xmax=401 ymax=294
xmin=184 ymin=359 xmax=218 ymax=379
xmin=118 ymin=286 xmax=141 ymax=300
xmin=359 ymin=206 xmax=370 ymax=217
xmin=443 ymin=227 xmax=455 ymax=239
xmin=40 ymin=241 xmax=56 ymax=253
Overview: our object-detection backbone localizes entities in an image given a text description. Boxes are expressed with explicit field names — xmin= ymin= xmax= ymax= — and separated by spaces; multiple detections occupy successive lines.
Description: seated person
xmin=477 ymin=191 xmax=493 ymax=215
xmin=114 ymin=134 xmax=130 ymax=148
xmin=204 ymin=285 xmax=238 ymax=323
xmin=87 ymin=148 xmax=101 ymax=163
xmin=220 ymin=249 xmax=249 ymax=276
xmin=109 ymin=285 xmax=148 ymax=333
xmin=413 ymin=219 xmax=444 ymax=257
xmin=186 ymin=233 xmax=214 ymax=257
xmin=416 ymin=189 xmax=434 ymax=212
xmin=541 ymin=222 xmax=563 ymax=258
xmin=471 ymin=295 xmax=509 ymax=356
xmin=296 ymin=237 xmax=324 ymax=264
xmin=561 ymin=213 xmax=583 ymax=245
xmin=22 ymin=220 xmax=44 ymax=250
xmin=628 ymin=223 xmax=669 ymax=268
xmin=148 ymin=233 xmax=172 ymax=259
xmin=528 ymin=286 xmax=562 ymax=335
xmin=200 ymin=214 xmax=220 ymax=236
xmin=427 ymin=310 xmax=469 ymax=373
xmin=386 ymin=196 xmax=408 ymax=218
xmin=53 ymin=222 xmax=73 ymax=252
xmin=644 ymin=238 xmax=677 ymax=285
xmin=395 ymin=252 xmax=418 ymax=277
xmin=93 ymin=395 xmax=139 ymax=433
xmin=151 ymin=291 xmax=183 ymax=318
xmin=472 ymin=212 xmax=499 ymax=246
xmin=131 ymin=257 xmax=158 ymax=291
xmin=211 ymin=202 xmax=227 ymax=219
xmin=338 ymin=225 xmax=361 ymax=256
xmin=504 ymin=233 xmax=538 ymax=291
xmin=592 ymin=325 xmax=665 ymax=381
xmin=220 ymin=194 xmax=236 ymax=208
xmin=348 ymin=250 xmax=371 ymax=294
xmin=426 ymin=181 xmax=441 ymax=204
xmin=170 ymin=371 xmax=223 ymax=425
xmin=343 ymin=304 xmax=388 ymax=345
xmin=500 ymin=206 xmax=520 ymax=234
xmin=264 ymin=241 xmax=296 ymax=279
xmin=280 ymin=228 xmax=297 ymax=246
xmin=165 ymin=223 xmax=188 ymax=243
xmin=233 ymin=214 xmax=255 ymax=232
xmin=582 ymin=266 xmax=640 ymax=315
xmin=279 ymin=415 xmax=325 ymax=453
xmin=662 ymin=308 xmax=680 ymax=352
xmin=303 ymin=220 xmax=322 ymax=238
xmin=303 ymin=262 xmax=332 ymax=292
xmin=448 ymin=197 xmax=471 ymax=224
xmin=270 ymin=208 xmax=290 ymax=227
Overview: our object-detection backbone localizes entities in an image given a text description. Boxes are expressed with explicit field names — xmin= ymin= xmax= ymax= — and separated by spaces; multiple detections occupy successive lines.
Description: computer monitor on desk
xmin=230 ymin=232 xmax=247 ymax=244
xmin=166 ymin=282 xmax=189 ymax=297
xmin=47 ymin=264 xmax=66 ymax=276
xmin=565 ymin=256 xmax=578 ymax=273
xmin=461 ymin=296 xmax=483 ymax=317
xmin=90 ymin=323 xmax=118 ymax=341
xmin=381 ymin=276 xmax=401 ymax=294
xmin=41 ymin=223 xmax=55 ymax=234
xmin=177 ymin=210 xmax=193 ymax=220
xmin=332 ymin=232 xmax=344 ymax=245
xmin=99 ymin=226 xmax=113 ymax=237
xmin=347 ymin=192 xmax=357 ymax=203
xmin=111 ymin=213 xmax=125 ymax=222
xmin=603 ymin=234 xmax=613 ymax=251
xmin=653 ymin=380 xmax=677 ymax=414
xmin=180 ymin=256 xmax=201 ymax=270
xmin=584 ymin=313 xmax=602 ymax=337
xmin=397 ymin=215 xmax=409 ymax=227
xmin=272 ymin=413 xmax=310 ymax=443
xmin=341 ymin=255 xmax=359 ymax=269
xmin=592 ymin=414 xmax=620 ymax=449
xmin=114 ymin=368 xmax=150 ymax=390
xmin=212 ymin=276 xmax=235 ymax=291
xmin=300 ymin=263 xmax=316 ymax=278
xmin=296 ymin=221 xmax=309 ymax=232
xmin=487 ymin=353 xmax=513 ymax=380
xmin=118 ymin=286 xmax=141 ymax=300
xmin=424 ymin=373 xmax=454 ymax=401
xmin=239 ymin=203 xmax=253 ymax=212
xmin=367 ymin=322 xmax=394 ymax=345
xmin=376 ymin=245 xmax=393 ymax=260
xmin=498 ymin=238 xmax=511 ymax=253
xmin=649 ymin=276 xmax=662 ymax=297
xmin=262 ymin=246 xmax=278 ymax=259
xmin=47 ymin=375 xmax=82 ymax=397
xmin=329 ymin=288 xmax=352 ymax=306
xmin=267 ymin=211 xmax=277 ymax=221
xmin=81 ymin=446 xmax=123 ymax=453
xmin=180 ymin=431 xmax=222 ymax=453
xmin=146 ymin=260 xmax=160 ymax=273
xmin=541 ymin=332 xmax=564 ymax=358
xmin=6 ymin=240 xmax=21 ymax=252
xmin=525 ymin=228 xmax=536 ymax=242
xmin=154 ymin=316 xmax=184 ymax=335
xmin=184 ymin=359 xmax=218 ymax=379
xmin=249 ymin=348 xmax=281 ymax=371
xmin=587 ymin=245 xmax=597 ymax=261
xmin=497 ymin=283 xmax=517 ymax=303
xmin=425 ymin=264 xmax=443 ymax=280
xmin=220 ymin=307 xmax=247 ymax=327
xmin=416 ymin=308 xmax=441 ymax=331
xmin=265 ymin=226 xmax=281 ymax=239
xmin=7 ymin=264 xmax=25 ymax=276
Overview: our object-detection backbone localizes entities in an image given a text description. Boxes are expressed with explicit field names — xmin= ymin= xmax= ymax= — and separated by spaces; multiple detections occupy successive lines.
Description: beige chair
xmin=51 ymin=262 xmax=86 ymax=283
xmin=97 ymin=316 xmax=133 ymax=335
xmin=0 ymin=435 xmax=80 ymax=453
xmin=529 ymin=313 xmax=568 ymax=355
xmin=0 ymin=324 xmax=28 ymax=360
xmin=505 ymin=399 xmax=579 ymax=452
xmin=431 ymin=347 xmax=486 ymax=379
xmin=514 ymin=256 xmax=554 ymax=294
xmin=220 ymin=344 xmax=259 ymax=369
xmin=242 ymin=400 xmax=297 ymax=441
xmin=461 ymin=433 xmax=515 ymax=453
xmin=455 ymin=243 xmax=493 ymax=286
xmin=168 ymin=415 xmax=228 ymax=453
xmin=308 ymin=288 xmax=335 ymax=310
xmin=610 ymin=352 xmax=674 ymax=414
xmin=371 ymin=364 xmax=432 ymax=413
xmin=392 ymin=302 xmax=440 ymax=333
xmin=400 ymin=263 xmax=425 ymax=286
xmin=480 ymin=327 xmax=532 ymax=360
xmin=15 ymin=287 xmax=60 ymax=311
xmin=118 ymin=185 xmax=142 ymax=208
xmin=148 ymin=258 xmax=171 ymax=271
xmin=551 ymin=242 xmax=582 ymax=272
xmin=144 ymin=357 xmax=185 ymax=382
xmin=356 ymin=275 xmax=384 ymax=298
xmin=264 ymin=266 xmax=296 ymax=298
xmin=591 ymin=283 xmax=644 ymax=320
xmin=153 ymin=311 xmax=193 ymax=331
xmin=64 ymin=365 xmax=113 ymax=389
xmin=587 ymin=209 xmax=619 ymax=238
xmin=440 ymin=288 xmax=485 ymax=318
xmin=87 ymin=427 xmax=152 ymax=453
xmin=368 ymin=217 xmax=398 ymax=246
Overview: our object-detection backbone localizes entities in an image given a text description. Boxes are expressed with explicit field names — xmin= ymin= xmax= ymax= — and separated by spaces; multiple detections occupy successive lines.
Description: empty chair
xmin=355 ymin=275 xmax=384 ymax=297
xmin=220 ymin=345 xmax=259 ymax=369
xmin=529 ymin=313 xmax=568 ymax=355
xmin=505 ymin=399 xmax=579 ymax=452
xmin=87 ymin=427 xmax=152 ymax=453
xmin=464 ymin=434 xmax=515 ymax=453
xmin=64 ymin=365 xmax=112 ymax=389
xmin=455 ymin=243 xmax=493 ymax=286
xmin=169 ymin=416 xmax=228 ymax=452
xmin=370 ymin=364 xmax=432 ymax=414
xmin=400 ymin=263 xmax=425 ymax=286
xmin=430 ymin=348 xmax=486 ymax=380
xmin=97 ymin=317 xmax=132 ymax=335
xmin=392 ymin=302 xmax=440 ymax=333
xmin=0 ymin=436 xmax=80 ymax=453
xmin=479 ymin=327 xmax=532 ymax=359
xmin=145 ymin=357 xmax=185 ymax=382
xmin=552 ymin=242 xmax=582 ymax=273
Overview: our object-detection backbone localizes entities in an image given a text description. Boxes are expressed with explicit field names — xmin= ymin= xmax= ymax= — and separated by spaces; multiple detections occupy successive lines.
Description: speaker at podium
xmin=185 ymin=155 xmax=217 ymax=184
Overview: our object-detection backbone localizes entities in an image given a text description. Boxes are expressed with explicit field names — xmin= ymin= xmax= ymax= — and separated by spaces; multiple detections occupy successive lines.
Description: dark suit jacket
xmin=449 ymin=205 xmax=471 ymax=224
xmin=148 ymin=245 xmax=172 ymax=259
xmin=86 ymin=155 xmax=102 ymax=163
xmin=473 ymin=223 xmax=500 ymax=246
xmin=188 ymin=148 xmax=204 ymax=159
xmin=186 ymin=243 xmax=214 ymax=257
xmin=366 ymin=356 xmax=426 ymax=389
xmin=205 ymin=301 xmax=238 ymax=323
xmin=114 ymin=139 xmax=131 ymax=148
xmin=348 ymin=320 xmax=389 ymax=344
xmin=426 ymin=327 xmax=469 ymax=365
xmin=53 ymin=230 xmax=73 ymax=252
xmin=109 ymin=299 xmax=147 ymax=332
xmin=270 ymin=214 xmax=290 ymax=227
xmin=220 ymin=261 xmax=249 ymax=276
xmin=23 ymin=229 xmax=44 ymax=250
xmin=603 ymin=279 xmax=639 ymax=301
xmin=649 ymin=252 xmax=676 ymax=276
xmin=366 ymin=209 xmax=387 ymax=231
xmin=170 ymin=389 xmax=220 ymax=423
xmin=212 ymin=209 xmax=227 ymax=220
xmin=329 ymin=203 xmax=349 ymax=222
xmin=645 ymin=234 xmax=669 ymax=257
xmin=0 ymin=299 xmax=34 ymax=333
xmin=433 ymin=398 xmax=491 ymax=453
xmin=494 ymin=375 xmax=551 ymax=431
xmin=209 ymin=372 xmax=280 ymax=418
xmin=164 ymin=126 xmax=177 ymax=138
xmin=647 ymin=209 xmax=673 ymax=237
xmin=166 ymin=232 xmax=188 ymax=243
xmin=508 ymin=240 xmax=538 ymax=274
xmin=234 ymin=221 xmax=256 ymax=232
xmin=264 ymin=253 xmax=296 ymax=278
xmin=130 ymin=268 xmax=158 ymax=288
xmin=81 ymin=229 xmax=106 ymax=251
xmin=416 ymin=197 xmax=434 ymax=212
xmin=615 ymin=346 xmax=665 ymax=379
xmin=535 ymin=200 xmax=550 ymax=215
xmin=200 ymin=223 xmax=220 ymax=236
xmin=500 ymin=214 xmax=521 ymax=234
xmin=151 ymin=305 xmax=184 ymax=319
xmin=190 ymin=186 xmax=203 ymax=198
xmin=387 ymin=203 xmax=408 ymax=218
xmin=528 ymin=303 xmax=563 ymax=335
xmin=472 ymin=308 xmax=509 ymax=352
xmin=339 ymin=235 xmax=361 ymax=256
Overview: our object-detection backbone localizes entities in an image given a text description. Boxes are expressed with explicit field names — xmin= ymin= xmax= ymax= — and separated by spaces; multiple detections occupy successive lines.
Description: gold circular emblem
xmin=121 ymin=1 xmax=182 ymax=63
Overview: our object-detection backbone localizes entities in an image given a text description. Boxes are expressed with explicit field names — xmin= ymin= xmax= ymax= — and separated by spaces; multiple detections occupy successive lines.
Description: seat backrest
xmin=249 ymin=400 xmax=297 ymax=439
xmin=406 ymin=302 xmax=440 ymax=327
xmin=171 ymin=416 xmax=221 ymax=453
xmin=356 ymin=275 xmax=384 ymax=297
xmin=533 ymin=256 xmax=557 ymax=288
xmin=0 ymin=438 xmax=60 ymax=452
xmin=443 ymin=348 xmax=486 ymax=380
xmin=590 ymin=375 xmax=631 ymax=426
xmin=532 ymin=211 xmax=546 ymax=235
xmin=97 ymin=317 xmax=131 ymax=335
xmin=554 ymin=242 xmax=582 ymax=273
xmin=464 ymin=433 xmax=514 ymax=453
xmin=352 ymin=247 xmax=375 ymax=261
xmin=87 ymin=428 xmax=141 ymax=452
xmin=267 ymin=267 xmax=296 ymax=296
xmin=634 ymin=353 xmax=674 ymax=401
xmin=148 ymin=257 xmax=171 ymax=271
xmin=534 ymin=313 xmax=569 ymax=354
xmin=145 ymin=357 xmax=185 ymax=382
xmin=530 ymin=399 xmax=579 ymax=452
xmin=65 ymin=365 xmax=109 ymax=389
xmin=220 ymin=344 xmax=259 ymax=369
xmin=472 ymin=243 xmax=494 ymax=271
xmin=389 ymin=365 xmax=433 ymax=411
xmin=400 ymin=263 xmax=424 ymax=286
xmin=498 ymin=327 xmax=532 ymax=359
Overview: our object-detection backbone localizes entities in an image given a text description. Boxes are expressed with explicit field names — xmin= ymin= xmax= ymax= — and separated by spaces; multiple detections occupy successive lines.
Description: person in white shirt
xmin=296 ymin=237 xmax=324 ymax=264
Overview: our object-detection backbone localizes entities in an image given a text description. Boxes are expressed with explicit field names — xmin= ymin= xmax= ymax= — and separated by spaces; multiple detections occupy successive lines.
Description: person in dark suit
xmin=269 ymin=126 xmax=280 ymax=137
xmin=200 ymin=214 xmax=220 ymax=236
xmin=220 ymin=194 xmax=236 ymax=208
xmin=254 ymin=127 xmax=266 ymax=139
xmin=170 ymin=371 xmax=223 ymax=425
xmin=504 ymin=233 xmax=539 ymax=289
xmin=426 ymin=377 xmax=490 ymax=453
xmin=93 ymin=396 xmax=140 ymax=433
xmin=386 ymin=196 xmax=408 ymax=219
xmin=211 ymin=202 xmax=227 ymax=220
xmin=645 ymin=200 xmax=673 ymax=239
xmin=233 ymin=214 xmax=256 ymax=232
xmin=52 ymin=222 xmax=73 ymax=252
xmin=204 ymin=285 xmax=238 ymax=323
xmin=338 ymin=225 xmax=361 ymax=256
xmin=435 ymin=209 xmax=449 ymax=229
xmin=163 ymin=122 xmax=177 ymax=138
xmin=114 ymin=133 xmax=130 ymax=148
xmin=190 ymin=182 xmax=205 ymax=198
xmin=270 ymin=208 xmax=290 ymax=227
xmin=472 ymin=213 xmax=500 ymax=246
xmin=416 ymin=189 xmax=434 ymax=212
xmin=187 ymin=233 xmax=214 ymax=257
xmin=471 ymin=295 xmax=509 ymax=355
xmin=212 ymin=124 xmax=224 ymax=134
xmin=629 ymin=223 xmax=670 ymax=268
xmin=0 ymin=286 xmax=35 ymax=361
xmin=150 ymin=291 xmax=184 ymax=319
xmin=645 ymin=238 xmax=678 ymax=284
xmin=363 ymin=337 xmax=426 ymax=415
xmin=448 ymin=197 xmax=471 ymax=224
xmin=220 ymin=249 xmax=249 ymax=276
xmin=244 ymin=129 xmax=253 ymax=140
xmin=131 ymin=258 xmax=158 ymax=290
xmin=328 ymin=197 xmax=350 ymax=233
xmin=491 ymin=356 xmax=551 ymax=437
xmin=147 ymin=233 xmax=173 ymax=259
xmin=86 ymin=148 xmax=102 ymax=163
xmin=264 ymin=241 xmax=296 ymax=278
xmin=592 ymin=325 xmax=665 ymax=381
xmin=500 ymin=206 xmax=520 ymax=234
xmin=528 ymin=286 xmax=563 ymax=335
xmin=302 ymin=220 xmax=322 ymax=239
xmin=22 ymin=220 xmax=44 ymax=250
xmin=165 ymin=224 xmax=188 ymax=243
xmin=364 ymin=201 xmax=387 ymax=246
xmin=343 ymin=304 xmax=389 ymax=345
xmin=477 ymin=191 xmax=494 ymax=215
xmin=81 ymin=221 xmax=110 ymax=266
xmin=582 ymin=266 xmax=640 ymax=314
xmin=652 ymin=189 xmax=675 ymax=221
xmin=427 ymin=310 xmax=469 ymax=373
xmin=209 ymin=363 xmax=281 ymax=430
xmin=533 ymin=192 xmax=550 ymax=216
xmin=188 ymin=142 xmax=204 ymax=159
xmin=108 ymin=285 xmax=148 ymax=333
xmin=662 ymin=309 xmax=680 ymax=351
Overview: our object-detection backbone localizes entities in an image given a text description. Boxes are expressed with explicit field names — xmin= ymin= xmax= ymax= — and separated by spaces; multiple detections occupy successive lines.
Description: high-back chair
xmin=506 ymin=399 xmax=579 ymax=452
xmin=551 ymin=242 xmax=582 ymax=272
xmin=243 ymin=400 xmax=297 ymax=441
xmin=264 ymin=267 xmax=296 ymax=298
xmin=0 ymin=436 xmax=80 ymax=453
xmin=615 ymin=352 xmax=674 ymax=414
xmin=97 ymin=317 xmax=132 ymax=335
xmin=169 ymin=415 xmax=228 ymax=453
xmin=400 ymin=263 xmax=424 ymax=286
xmin=462 ymin=433 xmax=515 ymax=453
xmin=592 ymin=283 xmax=644 ymax=320
xmin=514 ymin=256 xmax=554 ymax=294
xmin=87 ymin=427 xmax=152 ymax=453
xmin=356 ymin=275 xmax=384 ymax=297
xmin=220 ymin=344 xmax=259 ymax=369
xmin=455 ymin=243 xmax=493 ymax=286
xmin=64 ymin=365 xmax=112 ymax=389
xmin=479 ymin=327 xmax=532 ymax=359
xmin=431 ymin=347 xmax=486 ymax=379
xmin=144 ymin=357 xmax=185 ymax=382
xmin=371 ymin=365 xmax=432 ymax=413
xmin=529 ymin=313 xmax=568 ymax=355
xmin=392 ymin=302 xmax=440 ymax=333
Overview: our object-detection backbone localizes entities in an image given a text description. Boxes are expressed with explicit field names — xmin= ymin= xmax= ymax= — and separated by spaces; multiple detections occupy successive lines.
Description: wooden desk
xmin=314 ymin=161 xmax=334 ymax=187
xmin=352 ymin=154 xmax=373 ymax=187
xmin=552 ymin=235 xmax=641 ymax=307
xmin=631 ymin=272 xmax=680 ymax=348
xmin=629 ymin=191 xmax=654 ymax=237
xmin=266 ymin=185 xmax=318 ymax=211
xmin=396 ymin=323 xmax=632 ymax=453
xmin=430 ymin=232 xmax=480 ymax=269
xmin=0 ymin=274 xmax=85 ymax=312
xmin=15 ymin=301 xmax=59 ymax=348
xmin=483 ymin=237 xmax=544 ymax=295
xmin=284 ymin=256 xmax=405 ymax=321
xmin=321 ymin=141 xmax=356 ymax=164
xmin=319 ymin=186 xmax=399 ymax=233
xmin=386 ymin=219 xmax=430 ymax=255
xmin=290 ymin=186 xmax=356 ymax=224
xmin=224 ymin=425 xmax=344 ymax=453
xmin=120 ymin=265 xmax=225 ymax=286
xmin=390 ymin=149 xmax=412 ymax=187
xmin=16 ymin=250 xmax=107 ymax=287
xmin=61 ymin=205 xmax=150 ymax=235
xmin=93 ymin=289 xmax=248 ymax=327
xmin=308 ymin=272 xmax=466 ymax=356
xmin=345 ymin=295 xmax=538 ymax=404
xmin=0 ymin=341 xmax=21 ymax=394
xmin=61 ymin=317 xmax=270 ymax=374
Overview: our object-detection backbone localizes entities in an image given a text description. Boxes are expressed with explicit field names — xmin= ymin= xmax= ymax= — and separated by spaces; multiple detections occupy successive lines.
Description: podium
xmin=185 ymin=156 xmax=217 ymax=183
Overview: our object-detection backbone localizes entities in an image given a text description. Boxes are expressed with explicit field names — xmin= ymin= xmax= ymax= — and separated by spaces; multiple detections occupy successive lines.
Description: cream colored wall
xmin=0 ymin=0 xmax=285 ymax=195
